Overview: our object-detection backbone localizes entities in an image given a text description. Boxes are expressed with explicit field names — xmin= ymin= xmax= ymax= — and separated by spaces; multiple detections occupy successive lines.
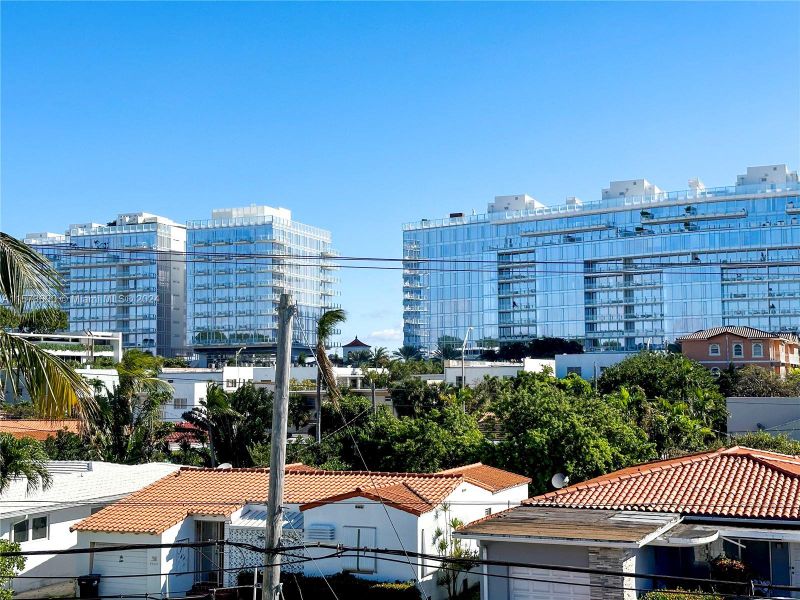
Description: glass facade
xmin=26 ymin=213 xmax=187 ymax=357
xmin=186 ymin=206 xmax=336 ymax=360
xmin=403 ymin=165 xmax=800 ymax=354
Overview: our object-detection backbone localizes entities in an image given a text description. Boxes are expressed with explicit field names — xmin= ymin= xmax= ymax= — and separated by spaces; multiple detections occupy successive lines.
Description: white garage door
xmin=509 ymin=566 xmax=591 ymax=600
xmin=91 ymin=544 xmax=148 ymax=598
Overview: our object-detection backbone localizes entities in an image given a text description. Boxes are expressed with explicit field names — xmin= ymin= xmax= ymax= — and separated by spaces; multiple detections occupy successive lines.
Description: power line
xmin=293 ymin=311 xmax=426 ymax=597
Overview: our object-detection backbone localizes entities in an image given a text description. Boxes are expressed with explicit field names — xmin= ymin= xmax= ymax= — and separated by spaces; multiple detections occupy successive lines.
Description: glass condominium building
xmin=26 ymin=213 xmax=187 ymax=357
xmin=186 ymin=205 xmax=337 ymax=363
xmin=402 ymin=164 xmax=800 ymax=354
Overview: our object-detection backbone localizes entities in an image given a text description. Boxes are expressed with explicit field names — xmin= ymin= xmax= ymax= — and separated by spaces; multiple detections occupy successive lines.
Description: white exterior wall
xmin=2 ymin=505 xmax=94 ymax=593
xmin=554 ymin=352 xmax=633 ymax=379
xmin=443 ymin=360 xmax=554 ymax=386
xmin=727 ymin=396 xmax=800 ymax=435
xmin=76 ymin=368 xmax=119 ymax=393
xmin=301 ymin=482 xmax=529 ymax=599
xmin=159 ymin=369 xmax=223 ymax=420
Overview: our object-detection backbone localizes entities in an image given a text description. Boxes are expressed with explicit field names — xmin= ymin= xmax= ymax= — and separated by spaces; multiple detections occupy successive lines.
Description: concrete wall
xmin=727 ymin=396 xmax=800 ymax=434
xmin=443 ymin=359 xmax=554 ymax=386
xmin=555 ymin=352 xmax=633 ymax=379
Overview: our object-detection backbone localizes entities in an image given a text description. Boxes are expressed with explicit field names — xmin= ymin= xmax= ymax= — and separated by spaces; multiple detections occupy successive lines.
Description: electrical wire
xmin=293 ymin=310 xmax=426 ymax=598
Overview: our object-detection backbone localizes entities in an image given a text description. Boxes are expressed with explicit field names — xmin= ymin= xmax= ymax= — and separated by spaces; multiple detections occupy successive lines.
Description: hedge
xmin=236 ymin=572 xmax=421 ymax=600
xmin=642 ymin=590 xmax=722 ymax=600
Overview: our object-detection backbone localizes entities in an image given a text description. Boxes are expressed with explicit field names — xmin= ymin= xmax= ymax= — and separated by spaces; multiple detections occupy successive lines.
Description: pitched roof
xmin=438 ymin=463 xmax=531 ymax=492
xmin=0 ymin=462 xmax=178 ymax=519
xmin=343 ymin=337 xmax=370 ymax=348
xmin=677 ymin=326 xmax=799 ymax=343
xmin=0 ymin=419 xmax=80 ymax=441
xmin=526 ymin=447 xmax=800 ymax=520
xmin=73 ymin=464 xmax=526 ymax=534
xmin=300 ymin=479 xmax=461 ymax=516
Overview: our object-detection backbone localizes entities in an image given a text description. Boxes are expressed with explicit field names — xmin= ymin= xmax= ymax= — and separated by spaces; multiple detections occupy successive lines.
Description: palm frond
xmin=0 ymin=332 xmax=94 ymax=420
xmin=0 ymin=232 xmax=61 ymax=313
xmin=314 ymin=309 xmax=347 ymax=404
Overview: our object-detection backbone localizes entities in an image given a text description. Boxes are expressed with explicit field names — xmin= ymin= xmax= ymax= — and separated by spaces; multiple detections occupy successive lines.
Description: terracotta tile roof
xmin=677 ymin=326 xmax=799 ymax=343
xmin=300 ymin=478 xmax=462 ymax=516
xmin=0 ymin=419 xmax=80 ymax=441
xmin=73 ymin=464 xmax=526 ymax=533
xmin=164 ymin=422 xmax=203 ymax=446
xmin=526 ymin=447 xmax=800 ymax=520
xmin=438 ymin=463 xmax=531 ymax=492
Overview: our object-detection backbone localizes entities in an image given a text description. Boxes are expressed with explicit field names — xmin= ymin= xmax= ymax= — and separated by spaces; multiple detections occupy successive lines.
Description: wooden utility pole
xmin=263 ymin=293 xmax=294 ymax=600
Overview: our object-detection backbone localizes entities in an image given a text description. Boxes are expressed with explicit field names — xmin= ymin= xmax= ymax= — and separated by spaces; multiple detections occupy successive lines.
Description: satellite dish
xmin=551 ymin=473 xmax=570 ymax=489
xmin=217 ymin=463 xmax=233 ymax=470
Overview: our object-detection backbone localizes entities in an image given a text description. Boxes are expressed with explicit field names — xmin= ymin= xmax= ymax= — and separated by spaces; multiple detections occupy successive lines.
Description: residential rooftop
xmin=525 ymin=446 xmax=800 ymax=520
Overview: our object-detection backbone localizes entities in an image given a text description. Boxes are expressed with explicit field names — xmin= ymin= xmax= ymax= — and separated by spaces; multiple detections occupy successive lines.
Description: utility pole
xmin=315 ymin=370 xmax=322 ymax=443
xmin=263 ymin=294 xmax=294 ymax=600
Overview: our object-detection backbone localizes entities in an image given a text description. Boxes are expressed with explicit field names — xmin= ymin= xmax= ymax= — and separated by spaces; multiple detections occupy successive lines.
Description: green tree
xmin=369 ymin=347 xmax=390 ymax=368
xmin=0 ymin=540 xmax=25 ymax=600
xmin=0 ymin=232 xmax=92 ymax=419
xmin=183 ymin=383 xmax=275 ymax=467
xmin=393 ymin=345 xmax=422 ymax=361
xmin=0 ymin=434 xmax=51 ymax=492
xmin=43 ymin=430 xmax=98 ymax=461
xmin=727 ymin=365 xmax=800 ymax=397
xmin=18 ymin=308 xmax=68 ymax=333
xmin=485 ymin=371 xmax=655 ymax=493
xmin=727 ymin=431 xmax=800 ymax=455
xmin=162 ymin=356 xmax=190 ymax=368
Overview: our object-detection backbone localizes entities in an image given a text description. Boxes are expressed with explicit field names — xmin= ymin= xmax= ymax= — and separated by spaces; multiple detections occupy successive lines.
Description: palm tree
xmin=314 ymin=309 xmax=346 ymax=442
xmin=369 ymin=346 xmax=390 ymax=368
xmin=0 ymin=232 xmax=92 ymax=419
xmin=393 ymin=345 xmax=421 ymax=361
xmin=0 ymin=433 xmax=51 ymax=492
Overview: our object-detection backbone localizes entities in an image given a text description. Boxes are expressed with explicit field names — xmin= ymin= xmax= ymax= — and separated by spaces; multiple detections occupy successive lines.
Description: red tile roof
xmin=677 ymin=326 xmax=799 ymax=343
xmin=0 ymin=419 xmax=81 ymax=441
xmin=438 ymin=463 xmax=531 ymax=492
xmin=342 ymin=337 xmax=370 ymax=348
xmin=164 ymin=422 xmax=203 ymax=446
xmin=526 ymin=447 xmax=800 ymax=520
xmin=73 ymin=463 xmax=527 ymax=533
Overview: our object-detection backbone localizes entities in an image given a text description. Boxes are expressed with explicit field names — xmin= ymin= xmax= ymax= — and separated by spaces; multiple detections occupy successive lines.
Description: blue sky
xmin=2 ymin=2 xmax=798 ymax=349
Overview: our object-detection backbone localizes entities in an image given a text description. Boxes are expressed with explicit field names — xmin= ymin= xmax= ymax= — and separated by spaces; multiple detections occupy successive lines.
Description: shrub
xmin=709 ymin=555 xmax=752 ymax=596
xmin=642 ymin=590 xmax=721 ymax=600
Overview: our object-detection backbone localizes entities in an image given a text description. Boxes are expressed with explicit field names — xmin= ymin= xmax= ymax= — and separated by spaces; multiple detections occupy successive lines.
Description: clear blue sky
xmin=2 ymin=2 xmax=799 ymax=349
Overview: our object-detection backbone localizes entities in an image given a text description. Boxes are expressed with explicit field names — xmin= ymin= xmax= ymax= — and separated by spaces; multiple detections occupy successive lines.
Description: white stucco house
xmin=443 ymin=359 xmax=555 ymax=387
xmin=456 ymin=446 xmax=800 ymax=600
xmin=72 ymin=463 xmax=530 ymax=599
xmin=0 ymin=461 xmax=178 ymax=595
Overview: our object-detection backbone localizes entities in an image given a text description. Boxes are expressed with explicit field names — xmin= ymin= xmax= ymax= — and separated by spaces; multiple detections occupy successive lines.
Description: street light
xmin=235 ymin=346 xmax=247 ymax=368
xmin=460 ymin=327 xmax=474 ymax=389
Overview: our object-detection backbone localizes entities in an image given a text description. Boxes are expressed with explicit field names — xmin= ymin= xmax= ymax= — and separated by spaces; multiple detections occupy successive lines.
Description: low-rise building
xmin=1 ymin=461 xmax=179 ymax=596
xmin=6 ymin=331 xmax=123 ymax=364
xmin=678 ymin=326 xmax=800 ymax=376
xmin=72 ymin=462 xmax=530 ymax=599
xmin=0 ymin=419 xmax=80 ymax=441
xmin=554 ymin=351 xmax=633 ymax=379
xmin=342 ymin=336 xmax=371 ymax=361
xmin=457 ymin=446 xmax=800 ymax=600
xmin=443 ymin=358 xmax=555 ymax=387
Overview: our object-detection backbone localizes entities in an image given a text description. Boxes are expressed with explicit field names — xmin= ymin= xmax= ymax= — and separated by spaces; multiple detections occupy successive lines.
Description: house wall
xmin=555 ymin=352 xmax=633 ymax=379
xmin=727 ymin=396 xmax=800 ymax=434
xmin=2 ymin=505 xmax=93 ymax=593
xmin=75 ymin=531 xmax=167 ymax=595
xmin=681 ymin=335 xmax=800 ymax=374
xmin=482 ymin=541 xmax=589 ymax=600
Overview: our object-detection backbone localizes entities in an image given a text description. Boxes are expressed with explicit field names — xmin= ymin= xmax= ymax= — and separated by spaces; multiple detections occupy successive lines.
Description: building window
xmin=709 ymin=344 xmax=720 ymax=356
xmin=733 ymin=343 xmax=744 ymax=358
xmin=13 ymin=519 xmax=28 ymax=543
xmin=752 ymin=343 xmax=763 ymax=358
xmin=566 ymin=366 xmax=582 ymax=376
xmin=485 ymin=507 xmax=492 ymax=516
xmin=173 ymin=397 xmax=188 ymax=409
xmin=32 ymin=516 xmax=48 ymax=540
